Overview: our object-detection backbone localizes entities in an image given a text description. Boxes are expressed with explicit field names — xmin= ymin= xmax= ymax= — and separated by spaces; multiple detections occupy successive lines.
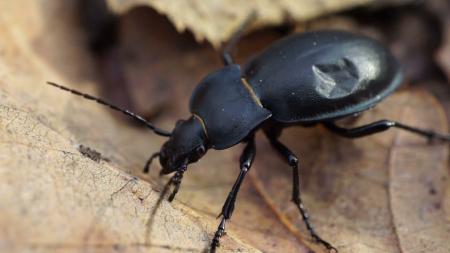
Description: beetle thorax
xmin=189 ymin=65 xmax=271 ymax=149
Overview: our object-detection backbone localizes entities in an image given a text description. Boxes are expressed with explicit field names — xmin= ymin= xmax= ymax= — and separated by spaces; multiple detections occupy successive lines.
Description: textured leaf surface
xmin=1 ymin=1 xmax=449 ymax=253
xmin=106 ymin=0 xmax=376 ymax=47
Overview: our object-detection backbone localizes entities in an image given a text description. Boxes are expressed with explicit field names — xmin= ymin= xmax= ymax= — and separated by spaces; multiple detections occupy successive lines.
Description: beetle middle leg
xmin=210 ymin=136 xmax=256 ymax=253
xmin=323 ymin=120 xmax=450 ymax=141
xmin=265 ymin=132 xmax=337 ymax=252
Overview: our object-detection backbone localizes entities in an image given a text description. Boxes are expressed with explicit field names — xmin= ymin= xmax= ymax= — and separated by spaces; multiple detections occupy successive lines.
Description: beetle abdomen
xmin=244 ymin=30 xmax=403 ymax=123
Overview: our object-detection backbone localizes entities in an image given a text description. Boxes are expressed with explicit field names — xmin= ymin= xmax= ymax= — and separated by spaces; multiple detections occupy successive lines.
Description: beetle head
xmin=159 ymin=116 xmax=208 ymax=174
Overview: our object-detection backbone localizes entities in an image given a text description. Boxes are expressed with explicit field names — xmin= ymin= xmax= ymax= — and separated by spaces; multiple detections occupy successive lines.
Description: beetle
xmin=47 ymin=14 xmax=450 ymax=253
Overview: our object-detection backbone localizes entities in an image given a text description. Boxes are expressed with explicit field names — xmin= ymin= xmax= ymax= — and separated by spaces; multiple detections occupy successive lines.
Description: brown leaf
xmin=1 ymin=1 xmax=450 ymax=253
xmin=437 ymin=22 xmax=450 ymax=83
xmin=107 ymin=0 xmax=382 ymax=47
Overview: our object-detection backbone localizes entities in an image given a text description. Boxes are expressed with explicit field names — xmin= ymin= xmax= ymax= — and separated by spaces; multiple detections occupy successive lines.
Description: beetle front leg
xmin=267 ymin=137 xmax=337 ymax=253
xmin=157 ymin=164 xmax=188 ymax=202
xmin=210 ymin=136 xmax=255 ymax=253
xmin=143 ymin=152 xmax=160 ymax=173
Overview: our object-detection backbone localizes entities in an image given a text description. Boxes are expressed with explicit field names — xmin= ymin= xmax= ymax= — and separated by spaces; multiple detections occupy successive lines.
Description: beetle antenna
xmin=46 ymin=82 xmax=171 ymax=137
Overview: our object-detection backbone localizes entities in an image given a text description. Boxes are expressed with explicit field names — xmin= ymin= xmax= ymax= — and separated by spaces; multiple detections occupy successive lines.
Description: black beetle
xmin=47 ymin=14 xmax=450 ymax=253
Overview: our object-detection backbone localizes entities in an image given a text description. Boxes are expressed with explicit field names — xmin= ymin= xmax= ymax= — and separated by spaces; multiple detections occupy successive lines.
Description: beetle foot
xmin=210 ymin=234 xmax=221 ymax=253
xmin=167 ymin=177 xmax=181 ymax=202
xmin=167 ymin=165 xmax=187 ymax=202
xmin=210 ymin=218 xmax=226 ymax=253
xmin=426 ymin=131 xmax=450 ymax=144
xmin=311 ymin=233 xmax=338 ymax=253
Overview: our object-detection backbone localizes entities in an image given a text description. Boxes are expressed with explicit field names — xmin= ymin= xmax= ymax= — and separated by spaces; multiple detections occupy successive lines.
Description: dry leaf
xmin=437 ymin=7 xmax=450 ymax=83
xmin=106 ymin=0 xmax=392 ymax=47
xmin=1 ymin=1 xmax=450 ymax=253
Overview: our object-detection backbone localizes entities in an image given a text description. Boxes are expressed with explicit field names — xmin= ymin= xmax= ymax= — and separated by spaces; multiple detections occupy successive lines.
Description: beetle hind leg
xmin=324 ymin=120 xmax=450 ymax=142
xmin=266 ymin=135 xmax=338 ymax=252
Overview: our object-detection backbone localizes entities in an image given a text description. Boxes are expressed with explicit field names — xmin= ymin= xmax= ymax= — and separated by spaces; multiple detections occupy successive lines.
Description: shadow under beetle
xmin=47 ymin=14 xmax=450 ymax=253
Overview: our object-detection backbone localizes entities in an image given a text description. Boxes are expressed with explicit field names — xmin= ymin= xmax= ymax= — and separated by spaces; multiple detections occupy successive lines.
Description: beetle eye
xmin=195 ymin=145 xmax=205 ymax=155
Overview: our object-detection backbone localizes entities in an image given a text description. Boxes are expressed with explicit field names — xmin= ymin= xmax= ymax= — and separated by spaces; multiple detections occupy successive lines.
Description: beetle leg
xmin=210 ymin=136 xmax=256 ymax=253
xmin=157 ymin=164 xmax=188 ymax=202
xmin=221 ymin=11 xmax=257 ymax=66
xmin=267 ymin=136 xmax=338 ymax=253
xmin=166 ymin=165 xmax=188 ymax=202
xmin=143 ymin=152 xmax=160 ymax=173
xmin=323 ymin=120 xmax=450 ymax=142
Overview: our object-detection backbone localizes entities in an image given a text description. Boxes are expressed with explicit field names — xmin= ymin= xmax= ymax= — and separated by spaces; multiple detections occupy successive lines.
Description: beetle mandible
xmin=47 ymin=14 xmax=450 ymax=253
